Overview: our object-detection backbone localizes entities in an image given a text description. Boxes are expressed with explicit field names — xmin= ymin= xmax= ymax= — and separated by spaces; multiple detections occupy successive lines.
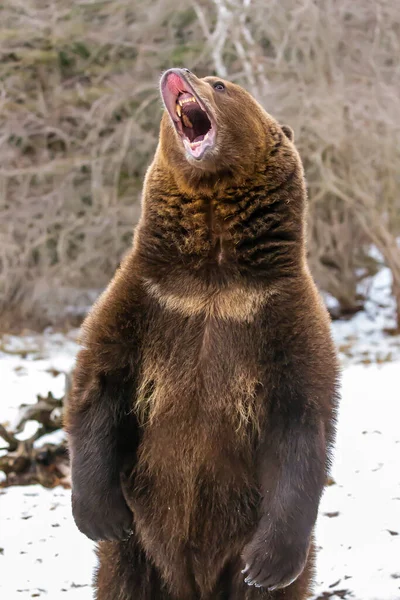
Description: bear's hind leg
xmin=95 ymin=536 xmax=171 ymax=600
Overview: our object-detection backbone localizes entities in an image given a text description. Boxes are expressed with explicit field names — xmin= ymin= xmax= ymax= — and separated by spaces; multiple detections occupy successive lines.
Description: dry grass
xmin=1 ymin=0 xmax=400 ymax=329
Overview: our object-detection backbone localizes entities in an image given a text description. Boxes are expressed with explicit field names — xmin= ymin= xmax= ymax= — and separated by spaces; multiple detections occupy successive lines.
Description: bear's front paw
xmin=72 ymin=483 xmax=133 ymax=542
xmin=241 ymin=530 xmax=309 ymax=590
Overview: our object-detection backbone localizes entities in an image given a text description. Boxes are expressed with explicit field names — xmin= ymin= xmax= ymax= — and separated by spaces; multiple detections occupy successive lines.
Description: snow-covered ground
xmin=1 ymin=274 xmax=400 ymax=599
xmin=314 ymin=362 xmax=400 ymax=599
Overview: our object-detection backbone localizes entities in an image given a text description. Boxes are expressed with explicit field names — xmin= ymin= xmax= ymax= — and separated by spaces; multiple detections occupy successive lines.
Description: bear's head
xmin=159 ymin=68 xmax=294 ymax=181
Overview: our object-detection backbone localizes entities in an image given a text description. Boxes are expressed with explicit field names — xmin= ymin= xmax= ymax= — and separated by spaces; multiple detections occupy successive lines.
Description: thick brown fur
xmin=65 ymin=69 xmax=339 ymax=600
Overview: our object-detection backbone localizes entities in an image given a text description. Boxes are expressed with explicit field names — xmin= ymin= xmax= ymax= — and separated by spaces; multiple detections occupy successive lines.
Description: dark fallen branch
xmin=14 ymin=392 xmax=63 ymax=433
xmin=0 ymin=424 xmax=18 ymax=452
xmin=0 ymin=382 xmax=71 ymax=489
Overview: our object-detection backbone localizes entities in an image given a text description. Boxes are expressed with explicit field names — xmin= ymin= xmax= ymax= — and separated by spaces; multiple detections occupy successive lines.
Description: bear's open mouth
xmin=161 ymin=70 xmax=215 ymax=160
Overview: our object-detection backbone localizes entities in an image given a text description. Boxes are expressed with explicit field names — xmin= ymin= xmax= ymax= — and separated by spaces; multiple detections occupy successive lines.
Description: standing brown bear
xmin=65 ymin=68 xmax=339 ymax=600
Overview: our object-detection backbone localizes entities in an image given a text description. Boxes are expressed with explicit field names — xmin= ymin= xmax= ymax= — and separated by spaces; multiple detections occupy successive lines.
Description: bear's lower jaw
xmin=182 ymin=126 xmax=216 ymax=160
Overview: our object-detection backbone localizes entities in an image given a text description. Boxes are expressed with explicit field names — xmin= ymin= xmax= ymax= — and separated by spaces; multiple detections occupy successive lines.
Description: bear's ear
xmin=282 ymin=125 xmax=294 ymax=142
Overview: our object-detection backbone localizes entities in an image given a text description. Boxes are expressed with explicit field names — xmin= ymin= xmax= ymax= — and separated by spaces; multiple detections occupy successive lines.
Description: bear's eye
xmin=213 ymin=82 xmax=225 ymax=91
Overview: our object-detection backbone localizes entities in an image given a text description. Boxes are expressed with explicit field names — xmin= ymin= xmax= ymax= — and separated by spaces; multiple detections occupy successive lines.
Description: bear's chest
xmin=136 ymin=289 xmax=266 ymax=430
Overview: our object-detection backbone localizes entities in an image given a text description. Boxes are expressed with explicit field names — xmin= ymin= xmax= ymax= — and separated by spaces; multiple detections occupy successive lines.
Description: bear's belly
xmin=128 ymin=415 xmax=259 ymax=587
xmin=131 ymin=408 xmax=259 ymax=537
xmin=127 ymin=311 xmax=264 ymax=578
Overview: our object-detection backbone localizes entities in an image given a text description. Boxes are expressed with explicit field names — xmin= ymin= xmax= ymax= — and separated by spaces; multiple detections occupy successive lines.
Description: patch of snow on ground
xmin=313 ymin=363 xmax=400 ymax=600
xmin=1 ymin=298 xmax=400 ymax=598
xmin=333 ymin=268 xmax=400 ymax=366
xmin=0 ymin=486 xmax=96 ymax=600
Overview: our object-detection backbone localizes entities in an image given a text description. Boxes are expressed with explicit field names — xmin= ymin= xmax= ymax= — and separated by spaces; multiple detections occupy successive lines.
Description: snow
xmin=313 ymin=363 xmax=400 ymax=600
xmin=1 ymin=271 xmax=400 ymax=599
xmin=0 ymin=486 xmax=96 ymax=600
xmin=332 ymin=267 xmax=400 ymax=367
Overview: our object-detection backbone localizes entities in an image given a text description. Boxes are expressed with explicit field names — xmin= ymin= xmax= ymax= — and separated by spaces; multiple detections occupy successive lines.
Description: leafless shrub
xmin=0 ymin=0 xmax=173 ymax=327
xmin=1 ymin=0 xmax=399 ymax=329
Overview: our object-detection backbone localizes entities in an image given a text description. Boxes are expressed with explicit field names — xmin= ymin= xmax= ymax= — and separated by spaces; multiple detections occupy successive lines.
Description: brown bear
xmin=65 ymin=68 xmax=339 ymax=600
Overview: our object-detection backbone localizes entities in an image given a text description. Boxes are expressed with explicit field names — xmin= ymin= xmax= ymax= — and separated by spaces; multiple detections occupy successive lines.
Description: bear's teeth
xmin=178 ymin=96 xmax=196 ymax=107
xmin=176 ymin=103 xmax=182 ymax=117
xmin=182 ymin=114 xmax=193 ymax=128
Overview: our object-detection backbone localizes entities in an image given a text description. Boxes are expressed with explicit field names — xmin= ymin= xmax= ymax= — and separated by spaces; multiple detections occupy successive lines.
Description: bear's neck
xmin=135 ymin=159 xmax=306 ymax=287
